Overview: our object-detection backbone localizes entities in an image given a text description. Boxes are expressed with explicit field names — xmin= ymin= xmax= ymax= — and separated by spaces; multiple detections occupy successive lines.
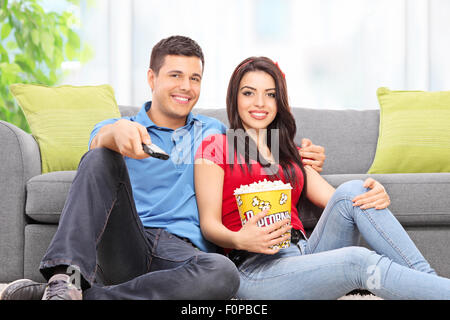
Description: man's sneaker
xmin=42 ymin=274 xmax=82 ymax=300
xmin=0 ymin=279 xmax=46 ymax=300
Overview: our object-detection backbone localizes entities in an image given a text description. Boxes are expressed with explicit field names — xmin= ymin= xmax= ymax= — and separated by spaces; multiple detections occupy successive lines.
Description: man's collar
xmin=135 ymin=101 xmax=156 ymax=128
xmin=136 ymin=101 xmax=205 ymax=129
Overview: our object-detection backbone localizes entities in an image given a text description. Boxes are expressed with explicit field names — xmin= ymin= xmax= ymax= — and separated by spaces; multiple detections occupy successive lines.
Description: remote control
xmin=142 ymin=143 xmax=170 ymax=160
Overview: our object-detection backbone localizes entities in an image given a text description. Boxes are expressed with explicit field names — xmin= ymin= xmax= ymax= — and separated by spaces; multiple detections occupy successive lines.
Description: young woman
xmin=194 ymin=56 xmax=450 ymax=299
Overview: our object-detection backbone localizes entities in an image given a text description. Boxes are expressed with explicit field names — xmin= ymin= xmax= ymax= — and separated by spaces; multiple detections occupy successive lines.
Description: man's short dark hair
xmin=150 ymin=35 xmax=205 ymax=75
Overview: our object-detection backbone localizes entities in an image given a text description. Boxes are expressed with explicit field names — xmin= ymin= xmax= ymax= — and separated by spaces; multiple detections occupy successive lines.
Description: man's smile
xmin=171 ymin=94 xmax=192 ymax=105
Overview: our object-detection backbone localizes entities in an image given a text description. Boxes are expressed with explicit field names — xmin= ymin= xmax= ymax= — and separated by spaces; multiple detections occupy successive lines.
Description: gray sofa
xmin=1 ymin=105 xmax=450 ymax=284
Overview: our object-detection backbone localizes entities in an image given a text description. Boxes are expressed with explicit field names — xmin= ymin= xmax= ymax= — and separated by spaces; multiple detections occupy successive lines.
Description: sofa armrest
xmin=0 ymin=120 xmax=42 ymax=282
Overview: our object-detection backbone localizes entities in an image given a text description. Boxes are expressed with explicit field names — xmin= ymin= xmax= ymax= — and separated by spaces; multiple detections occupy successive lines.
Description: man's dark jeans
xmin=39 ymin=148 xmax=239 ymax=300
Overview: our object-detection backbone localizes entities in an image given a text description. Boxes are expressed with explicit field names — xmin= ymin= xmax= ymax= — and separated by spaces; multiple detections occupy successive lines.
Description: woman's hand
xmin=234 ymin=210 xmax=292 ymax=255
xmin=352 ymin=178 xmax=391 ymax=210
xmin=299 ymin=138 xmax=326 ymax=173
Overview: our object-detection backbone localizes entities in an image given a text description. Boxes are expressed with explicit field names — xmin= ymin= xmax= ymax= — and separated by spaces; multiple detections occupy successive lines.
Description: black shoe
xmin=0 ymin=279 xmax=46 ymax=300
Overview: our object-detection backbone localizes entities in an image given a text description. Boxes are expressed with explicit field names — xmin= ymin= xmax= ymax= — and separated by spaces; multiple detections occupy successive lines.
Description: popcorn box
xmin=234 ymin=180 xmax=292 ymax=249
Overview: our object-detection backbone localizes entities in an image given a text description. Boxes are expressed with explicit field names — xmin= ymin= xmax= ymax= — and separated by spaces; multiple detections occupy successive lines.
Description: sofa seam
xmin=27 ymin=181 xmax=73 ymax=184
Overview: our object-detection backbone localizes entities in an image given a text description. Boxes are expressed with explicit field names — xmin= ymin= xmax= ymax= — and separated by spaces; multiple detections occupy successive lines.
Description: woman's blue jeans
xmin=236 ymin=180 xmax=450 ymax=300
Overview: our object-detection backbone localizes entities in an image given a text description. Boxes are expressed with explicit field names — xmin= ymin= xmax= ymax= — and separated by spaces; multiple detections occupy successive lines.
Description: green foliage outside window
xmin=0 ymin=0 xmax=93 ymax=132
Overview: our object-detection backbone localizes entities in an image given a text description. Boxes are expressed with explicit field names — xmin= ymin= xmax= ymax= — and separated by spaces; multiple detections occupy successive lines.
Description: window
xmin=55 ymin=0 xmax=450 ymax=110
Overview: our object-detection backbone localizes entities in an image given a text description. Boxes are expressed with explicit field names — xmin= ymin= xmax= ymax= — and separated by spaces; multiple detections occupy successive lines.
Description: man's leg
xmin=39 ymin=148 xmax=152 ymax=291
xmin=40 ymin=147 xmax=239 ymax=300
xmin=84 ymin=229 xmax=240 ymax=300
xmin=1 ymin=148 xmax=152 ymax=300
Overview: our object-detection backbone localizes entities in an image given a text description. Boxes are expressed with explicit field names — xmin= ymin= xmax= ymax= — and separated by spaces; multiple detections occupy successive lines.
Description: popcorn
xmin=279 ymin=193 xmax=288 ymax=205
xmin=236 ymin=195 xmax=243 ymax=207
xmin=233 ymin=179 xmax=292 ymax=195
xmin=234 ymin=179 xmax=293 ymax=250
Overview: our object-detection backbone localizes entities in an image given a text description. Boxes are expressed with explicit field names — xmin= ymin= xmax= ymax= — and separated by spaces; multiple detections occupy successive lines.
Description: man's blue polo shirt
xmin=89 ymin=101 xmax=226 ymax=252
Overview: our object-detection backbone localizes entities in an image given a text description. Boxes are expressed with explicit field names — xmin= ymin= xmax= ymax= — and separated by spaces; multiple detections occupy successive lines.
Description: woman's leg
xmin=306 ymin=180 xmax=436 ymax=274
xmin=236 ymin=244 xmax=450 ymax=300
xmin=236 ymin=245 xmax=365 ymax=300
xmin=236 ymin=179 xmax=450 ymax=299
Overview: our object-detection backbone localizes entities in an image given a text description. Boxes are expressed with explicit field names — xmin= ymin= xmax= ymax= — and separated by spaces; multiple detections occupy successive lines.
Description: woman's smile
xmin=249 ymin=110 xmax=269 ymax=120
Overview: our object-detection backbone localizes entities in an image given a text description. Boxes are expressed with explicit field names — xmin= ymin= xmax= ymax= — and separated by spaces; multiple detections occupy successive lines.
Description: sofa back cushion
xmin=292 ymin=108 xmax=380 ymax=175
xmin=120 ymin=106 xmax=380 ymax=175
xmin=119 ymin=105 xmax=141 ymax=117
xmin=191 ymin=108 xmax=230 ymax=127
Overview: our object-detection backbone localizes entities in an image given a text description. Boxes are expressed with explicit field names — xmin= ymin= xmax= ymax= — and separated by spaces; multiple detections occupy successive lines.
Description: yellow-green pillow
xmin=368 ymin=87 xmax=450 ymax=174
xmin=10 ymin=84 xmax=121 ymax=173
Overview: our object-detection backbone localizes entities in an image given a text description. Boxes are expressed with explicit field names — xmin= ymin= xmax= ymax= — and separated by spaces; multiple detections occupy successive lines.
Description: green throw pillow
xmin=10 ymin=84 xmax=121 ymax=173
xmin=368 ymin=87 xmax=450 ymax=174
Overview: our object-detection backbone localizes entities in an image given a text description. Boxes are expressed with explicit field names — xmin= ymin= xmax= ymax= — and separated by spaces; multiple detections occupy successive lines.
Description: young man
xmin=1 ymin=36 xmax=326 ymax=300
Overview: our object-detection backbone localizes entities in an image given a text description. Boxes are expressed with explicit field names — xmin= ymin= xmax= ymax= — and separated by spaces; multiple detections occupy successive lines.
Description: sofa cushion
xmin=10 ymin=84 xmax=121 ymax=173
xmin=26 ymin=170 xmax=450 ymax=227
xmin=292 ymin=108 xmax=380 ymax=175
xmin=193 ymin=107 xmax=380 ymax=175
xmin=119 ymin=105 xmax=140 ymax=117
xmin=299 ymin=173 xmax=450 ymax=228
xmin=192 ymin=108 xmax=229 ymax=127
xmin=368 ymin=87 xmax=450 ymax=174
xmin=26 ymin=171 xmax=76 ymax=223
xmin=24 ymin=107 xmax=139 ymax=224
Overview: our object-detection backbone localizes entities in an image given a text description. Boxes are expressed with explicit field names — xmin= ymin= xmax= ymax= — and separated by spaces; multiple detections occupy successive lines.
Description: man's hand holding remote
xmin=90 ymin=119 xmax=152 ymax=160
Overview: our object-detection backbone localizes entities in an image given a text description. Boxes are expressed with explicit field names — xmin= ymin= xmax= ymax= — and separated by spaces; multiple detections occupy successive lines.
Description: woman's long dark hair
xmin=226 ymin=56 xmax=307 ymax=195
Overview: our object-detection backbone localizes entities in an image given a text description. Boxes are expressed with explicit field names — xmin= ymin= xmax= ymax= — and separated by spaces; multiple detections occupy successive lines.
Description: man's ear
xmin=147 ymin=68 xmax=156 ymax=91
